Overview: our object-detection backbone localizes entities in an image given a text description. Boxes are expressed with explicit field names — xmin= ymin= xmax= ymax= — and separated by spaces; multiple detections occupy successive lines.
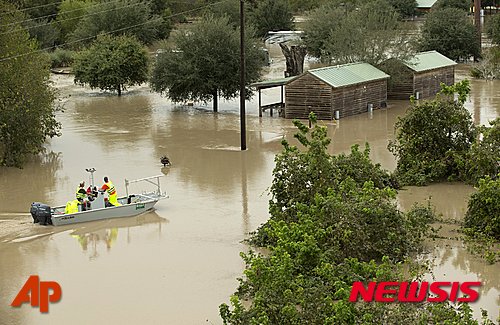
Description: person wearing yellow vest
xmin=76 ymin=181 xmax=87 ymax=211
xmin=101 ymin=176 xmax=121 ymax=207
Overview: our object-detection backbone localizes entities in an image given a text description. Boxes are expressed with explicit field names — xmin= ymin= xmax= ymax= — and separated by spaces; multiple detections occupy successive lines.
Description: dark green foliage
xmin=73 ymin=34 xmax=149 ymax=96
xmin=388 ymin=0 xmax=418 ymax=18
xmin=464 ymin=176 xmax=500 ymax=240
xmin=49 ymin=48 xmax=75 ymax=68
xmin=70 ymin=0 xmax=163 ymax=46
xmin=389 ymin=81 xmax=476 ymax=185
xmin=419 ymin=8 xmax=480 ymax=60
xmin=288 ymin=0 xmax=328 ymax=12
xmin=0 ymin=1 xmax=60 ymax=167
xmin=303 ymin=0 xmax=415 ymax=65
xmin=485 ymin=13 xmax=500 ymax=45
xmin=248 ymin=0 xmax=295 ymax=38
xmin=150 ymin=15 xmax=264 ymax=110
xmin=433 ymin=0 xmax=471 ymax=11
xmin=220 ymin=114 xmax=489 ymax=324
xmin=55 ymin=0 xmax=89 ymax=42
xmin=24 ymin=18 xmax=60 ymax=49
xmin=465 ymin=118 xmax=500 ymax=183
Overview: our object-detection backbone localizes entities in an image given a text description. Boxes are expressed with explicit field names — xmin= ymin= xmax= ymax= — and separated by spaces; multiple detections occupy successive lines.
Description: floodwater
xmin=0 ymin=45 xmax=499 ymax=324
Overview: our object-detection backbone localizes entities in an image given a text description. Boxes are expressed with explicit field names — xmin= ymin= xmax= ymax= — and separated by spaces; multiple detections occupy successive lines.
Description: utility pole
xmin=240 ymin=0 xmax=246 ymax=151
xmin=474 ymin=0 xmax=482 ymax=57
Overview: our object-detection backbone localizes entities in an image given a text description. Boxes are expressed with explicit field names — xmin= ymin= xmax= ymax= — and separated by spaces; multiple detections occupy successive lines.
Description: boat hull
xmin=51 ymin=200 xmax=158 ymax=226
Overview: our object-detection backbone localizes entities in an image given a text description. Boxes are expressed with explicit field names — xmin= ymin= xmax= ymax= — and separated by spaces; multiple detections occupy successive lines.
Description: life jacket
xmin=104 ymin=181 xmax=116 ymax=196
xmin=65 ymin=199 xmax=80 ymax=214
xmin=76 ymin=187 xmax=86 ymax=200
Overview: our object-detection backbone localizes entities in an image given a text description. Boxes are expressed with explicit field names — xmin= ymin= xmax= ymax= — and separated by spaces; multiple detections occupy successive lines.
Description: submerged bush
xmin=49 ymin=48 xmax=75 ymax=68
xmin=464 ymin=176 xmax=500 ymax=240
xmin=217 ymin=113 xmax=494 ymax=324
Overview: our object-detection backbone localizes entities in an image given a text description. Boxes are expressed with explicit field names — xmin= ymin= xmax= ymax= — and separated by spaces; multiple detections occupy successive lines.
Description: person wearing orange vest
xmin=101 ymin=176 xmax=121 ymax=207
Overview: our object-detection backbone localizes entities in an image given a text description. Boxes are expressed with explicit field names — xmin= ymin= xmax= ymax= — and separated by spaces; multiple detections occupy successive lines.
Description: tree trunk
xmin=117 ymin=84 xmax=122 ymax=96
xmin=279 ymin=43 xmax=307 ymax=77
xmin=213 ymin=90 xmax=218 ymax=112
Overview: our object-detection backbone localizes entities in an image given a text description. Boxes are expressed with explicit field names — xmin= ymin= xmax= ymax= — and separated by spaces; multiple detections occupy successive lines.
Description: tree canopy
xmin=303 ymin=0 xmax=415 ymax=65
xmin=433 ymin=0 xmax=471 ymax=11
xmin=0 ymin=1 xmax=60 ymax=167
xmin=69 ymin=0 xmax=164 ymax=46
xmin=388 ymin=0 xmax=418 ymax=18
xmin=419 ymin=8 xmax=480 ymax=60
xmin=73 ymin=34 xmax=150 ymax=96
xmin=150 ymin=15 xmax=264 ymax=112
xmin=219 ymin=113 xmax=490 ymax=324
xmin=485 ymin=14 xmax=500 ymax=45
xmin=248 ymin=0 xmax=294 ymax=37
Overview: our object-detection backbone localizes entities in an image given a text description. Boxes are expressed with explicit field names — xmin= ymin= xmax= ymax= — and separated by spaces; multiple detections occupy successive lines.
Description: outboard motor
xmin=30 ymin=202 xmax=52 ymax=226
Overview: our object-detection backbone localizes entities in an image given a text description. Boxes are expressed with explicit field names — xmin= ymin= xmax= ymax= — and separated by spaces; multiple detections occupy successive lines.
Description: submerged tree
xmin=303 ymin=0 xmax=415 ymax=65
xmin=0 ymin=1 xmax=60 ymax=167
xmin=150 ymin=15 xmax=264 ymax=112
xmin=389 ymin=81 xmax=477 ymax=185
xmin=73 ymin=34 xmax=149 ymax=96
xmin=69 ymin=0 xmax=164 ymax=46
xmin=419 ymin=8 xmax=480 ymax=60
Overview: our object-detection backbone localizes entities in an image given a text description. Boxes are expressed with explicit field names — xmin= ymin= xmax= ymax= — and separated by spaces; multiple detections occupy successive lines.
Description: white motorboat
xmin=30 ymin=172 xmax=168 ymax=226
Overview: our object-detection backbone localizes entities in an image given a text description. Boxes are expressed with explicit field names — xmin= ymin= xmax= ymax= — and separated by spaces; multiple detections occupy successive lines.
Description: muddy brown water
xmin=0 ymin=47 xmax=499 ymax=324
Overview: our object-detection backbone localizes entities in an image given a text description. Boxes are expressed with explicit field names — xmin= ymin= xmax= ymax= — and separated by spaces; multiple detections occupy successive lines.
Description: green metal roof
xmin=416 ymin=0 xmax=437 ymax=8
xmin=404 ymin=51 xmax=457 ymax=72
xmin=307 ymin=63 xmax=389 ymax=88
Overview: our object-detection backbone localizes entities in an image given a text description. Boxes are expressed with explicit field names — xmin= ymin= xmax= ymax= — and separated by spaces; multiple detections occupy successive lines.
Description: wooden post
xmin=474 ymin=0 xmax=482 ymax=58
xmin=258 ymin=88 xmax=262 ymax=117
xmin=240 ymin=0 xmax=246 ymax=150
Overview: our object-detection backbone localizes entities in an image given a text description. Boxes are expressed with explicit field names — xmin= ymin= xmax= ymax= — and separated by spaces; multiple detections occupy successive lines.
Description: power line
xmin=0 ymin=1 xmax=146 ymax=36
xmin=0 ymin=0 xmax=64 ymax=17
xmin=0 ymin=0 xmax=231 ymax=63
xmin=0 ymin=0 xmax=123 ymax=28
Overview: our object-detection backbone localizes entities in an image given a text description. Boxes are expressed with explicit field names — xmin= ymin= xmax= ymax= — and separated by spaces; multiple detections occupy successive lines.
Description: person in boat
xmin=76 ymin=181 xmax=88 ymax=211
xmin=101 ymin=176 xmax=121 ymax=207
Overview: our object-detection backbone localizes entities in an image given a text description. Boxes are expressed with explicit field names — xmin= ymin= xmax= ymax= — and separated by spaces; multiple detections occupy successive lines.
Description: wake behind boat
xmin=30 ymin=173 xmax=168 ymax=226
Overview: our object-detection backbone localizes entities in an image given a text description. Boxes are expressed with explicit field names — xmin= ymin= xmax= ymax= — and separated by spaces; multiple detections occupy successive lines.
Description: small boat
xmin=30 ymin=173 xmax=168 ymax=226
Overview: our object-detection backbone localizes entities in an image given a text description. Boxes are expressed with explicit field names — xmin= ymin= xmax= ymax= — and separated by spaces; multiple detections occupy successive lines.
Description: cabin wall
xmin=331 ymin=80 xmax=387 ymax=118
xmin=387 ymin=68 xmax=414 ymax=100
xmin=414 ymin=67 xmax=455 ymax=99
xmin=285 ymin=74 xmax=333 ymax=120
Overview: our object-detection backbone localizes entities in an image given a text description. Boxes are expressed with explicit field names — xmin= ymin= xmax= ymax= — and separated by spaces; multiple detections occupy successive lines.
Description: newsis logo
xmin=349 ymin=281 xmax=481 ymax=303
xmin=11 ymin=275 xmax=62 ymax=313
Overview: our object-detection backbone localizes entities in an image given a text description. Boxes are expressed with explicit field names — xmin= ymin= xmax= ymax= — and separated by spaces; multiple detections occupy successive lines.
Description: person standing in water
xmin=101 ymin=176 xmax=121 ymax=207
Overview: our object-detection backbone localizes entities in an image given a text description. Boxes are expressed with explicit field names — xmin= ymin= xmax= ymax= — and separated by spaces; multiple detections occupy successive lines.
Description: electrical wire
xmin=0 ymin=0 xmax=231 ymax=62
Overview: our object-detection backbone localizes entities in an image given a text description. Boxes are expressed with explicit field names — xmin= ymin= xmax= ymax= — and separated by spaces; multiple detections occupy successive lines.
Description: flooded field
xmin=0 ymin=45 xmax=499 ymax=324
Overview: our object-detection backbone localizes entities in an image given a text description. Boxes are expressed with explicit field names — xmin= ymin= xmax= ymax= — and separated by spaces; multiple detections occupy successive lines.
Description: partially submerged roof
xmin=251 ymin=76 xmax=297 ymax=90
xmin=404 ymin=51 xmax=457 ymax=72
xmin=416 ymin=0 xmax=438 ymax=8
xmin=305 ymin=62 xmax=389 ymax=88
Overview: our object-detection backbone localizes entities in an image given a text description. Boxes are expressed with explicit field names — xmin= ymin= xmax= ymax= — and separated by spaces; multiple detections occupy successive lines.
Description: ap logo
xmin=11 ymin=275 xmax=62 ymax=313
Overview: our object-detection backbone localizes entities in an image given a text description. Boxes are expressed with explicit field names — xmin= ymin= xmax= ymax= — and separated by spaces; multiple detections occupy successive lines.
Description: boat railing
xmin=124 ymin=175 xmax=168 ymax=199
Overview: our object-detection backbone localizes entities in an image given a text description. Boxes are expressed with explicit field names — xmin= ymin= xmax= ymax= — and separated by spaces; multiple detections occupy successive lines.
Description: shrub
xmin=49 ymin=48 xmax=75 ymax=68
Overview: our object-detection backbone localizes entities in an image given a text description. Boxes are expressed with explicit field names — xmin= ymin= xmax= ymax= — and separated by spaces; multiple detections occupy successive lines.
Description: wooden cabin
xmin=382 ymin=51 xmax=456 ymax=100
xmin=284 ymin=63 xmax=389 ymax=120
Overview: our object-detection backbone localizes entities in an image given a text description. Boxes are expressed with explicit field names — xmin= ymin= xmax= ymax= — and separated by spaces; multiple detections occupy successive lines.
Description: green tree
xmin=70 ymin=0 xmax=163 ymax=46
xmin=419 ymin=8 xmax=480 ymax=60
xmin=303 ymin=0 xmax=415 ymax=65
xmin=388 ymin=0 xmax=417 ymax=18
xmin=288 ymin=0 xmax=328 ymax=12
xmin=150 ymin=15 xmax=264 ymax=112
xmin=389 ymin=81 xmax=477 ymax=185
xmin=485 ymin=13 xmax=500 ymax=45
xmin=73 ymin=34 xmax=149 ymax=96
xmin=464 ymin=176 xmax=500 ymax=240
xmin=219 ymin=114 xmax=490 ymax=324
xmin=464 ymin=118 xmax=500 ymax=183
xmin=434 ymin=0 xmax=471 ymax=11
xmin=248 ymin=0 xmax=294 ymax=38
xmin=55 ymin=0 xmax=90 ymax=42
xmin=0 ymin=1 xmax=60 ymax=167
